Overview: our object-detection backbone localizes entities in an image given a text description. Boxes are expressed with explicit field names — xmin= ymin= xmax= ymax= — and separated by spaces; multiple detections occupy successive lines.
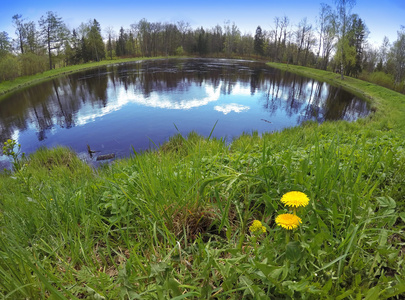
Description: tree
xmin=150 ymin=22 xmax=163 ymax=56
xmin=39 ymin=11 xmax=69 ymax=70
xmin=12 ymin=15 xmax=41 ymax=55
xmin=334 ymin=0 xmax=356 ymax=79
xmin=24 ymin=21 xmax=40 ymax=53
xmin=0 ymin=54 xmax=19 ymax=81
xmin=163 ymin=23 xmax=180 ymax=56
xmin=88 ymin=19 xmax=105 ymax=61
xmin=0 ymin=31 xmax=11 ymax=57
xmin=316 ymin=4 xmax=335 ymax=69
xmin=390 ymin=27 xmax=405 ymax=87
xmin=12 ymin=14 xmax=26 ymax=54
xmin=195 ymin=27 xmax=208 ymax=55
xmin=74 ymin=23 xmax=89 ymax=62
xmin=345 ymin=15 xmax=368 ymax=77
xmin=67 ymin=29 xmax=81 ymax=64
xmin=136 ymin=19 xmax=152 ymax=57
xmin=239 ymin=33 xmax=254 ymax=56
xmin=177 ymin=20 xmax=190 ymax=51
xmin=210 ymin=24 xmax=224 ymax=54
xmin=275 ymin=16 xmax=289 ymax=61
xmin=223 ymin=21 xmax=240 ymax=56
xmin=105 ymin=26 xmax=115 ymax=60
xmin=334 ymin=36 xmax=356 ymax=75
xmin=362 ymin=44 xmax=379 ymax=73
xmin=376 ymin=36 xmax=390 ymax=72
xmin=116 ymin=27 xmax=127 ymax=57
xmin=295 ymin=18 xmax=313 ymax=65
xmin=254 ymin=26 xmax=264 ymax=56
xmin=126 ymin=31 xmax=137 ymax=56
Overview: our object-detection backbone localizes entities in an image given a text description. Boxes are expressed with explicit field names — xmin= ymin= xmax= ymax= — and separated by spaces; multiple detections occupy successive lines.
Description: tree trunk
xmin=340 ymin=45 xmax=344 ymax=80
xmin=48 ymin=36 xmax=52 ymax=70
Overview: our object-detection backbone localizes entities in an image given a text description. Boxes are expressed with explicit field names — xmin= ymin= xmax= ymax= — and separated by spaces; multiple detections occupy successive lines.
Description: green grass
xmin=266 ymin=62 xmax=405 ymax=134
xmin=1 ymin=61 xmax=405 ymax=299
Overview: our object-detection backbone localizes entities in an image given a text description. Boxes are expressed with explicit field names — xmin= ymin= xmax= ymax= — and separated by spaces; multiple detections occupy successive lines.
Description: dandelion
xmin=280 ymin=191 xmax=310 ymax=208
xmin=275 ymin=213 xmax=302 ymax=230
xmin=249 ymin=220 xmax=267 ymax=234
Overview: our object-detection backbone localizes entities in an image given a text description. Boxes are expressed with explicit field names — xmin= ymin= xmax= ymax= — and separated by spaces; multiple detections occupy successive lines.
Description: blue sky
xmin=1 ymin=0 xmax=404 ymax=48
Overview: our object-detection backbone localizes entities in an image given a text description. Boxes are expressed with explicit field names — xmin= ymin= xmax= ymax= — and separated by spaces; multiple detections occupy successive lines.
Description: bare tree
xmin=391 ymin=27 xmax=405 ymax=86
xmin=223 ymin=20 xmax=240 ymax=56
xmin=316 ymin=4 xmax=334 ymax=67
xmin=12 ymin=14 xmax=26 ymax=53
xmin=377 ymin=36 xmax=390 ymax=71
xmin=273 ymin=16 xmax=289 ymax=61
xmin=105 ymin=26 xmax=115 ymax=60
xmin=295 ymin=18 xmax=312 ymax=65
xmin=177 ymin=20 xmax=190 ymax=50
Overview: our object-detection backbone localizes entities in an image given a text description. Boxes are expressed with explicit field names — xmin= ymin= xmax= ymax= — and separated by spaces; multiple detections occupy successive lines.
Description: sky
xmin=1 ymin=0 xmax=404 ymax=49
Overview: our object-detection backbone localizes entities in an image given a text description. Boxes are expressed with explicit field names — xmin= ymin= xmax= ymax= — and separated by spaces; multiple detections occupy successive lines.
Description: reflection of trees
xmin=0 ymin=58 xmax=369 ymax=144
xmin=112 ymin=59 xmax=259 ymax=98
xmin=259 ymin=69 xmax=369 ymax=124
xmin=0 ymin=66 xmax=109 ymax=142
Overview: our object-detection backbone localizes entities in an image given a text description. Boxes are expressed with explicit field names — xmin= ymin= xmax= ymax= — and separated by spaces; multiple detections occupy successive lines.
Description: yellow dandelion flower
xmin=249 ymin=220 xmax=266 ymax=234
xmin=275 ymin=214 xmax=302 ymax=230
xmin=280 ymin=191 xmax=310 ymax=208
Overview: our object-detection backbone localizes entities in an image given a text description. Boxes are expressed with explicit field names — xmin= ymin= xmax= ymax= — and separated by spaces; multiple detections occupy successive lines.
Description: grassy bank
xmin=267 ymin=62 xmax=405 ymax=135
xmin=1 ymin=62 xmax=405 ymax=299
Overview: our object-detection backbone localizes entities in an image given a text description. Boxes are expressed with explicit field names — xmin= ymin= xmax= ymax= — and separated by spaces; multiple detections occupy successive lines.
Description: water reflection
xmin=215 ymin=103 xmax=250 ymax=114
xmin=0 ymin=58 xmax=369 ymax=166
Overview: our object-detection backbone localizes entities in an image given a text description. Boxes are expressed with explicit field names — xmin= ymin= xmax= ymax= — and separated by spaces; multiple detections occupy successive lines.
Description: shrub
xmin=361 ymin=71 xmax=395 ymax=90
xmin=0 ymin=54 xmax=19 ymax=82
xmin=19 ymin=52 xmax=48 ymax=76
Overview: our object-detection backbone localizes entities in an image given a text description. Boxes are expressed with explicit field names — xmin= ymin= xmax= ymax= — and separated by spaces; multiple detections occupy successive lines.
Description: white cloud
xmin=214 ymin=103 xmax=250 ymax=115
xmin=75 ymin=82 xmax=222 ymax=126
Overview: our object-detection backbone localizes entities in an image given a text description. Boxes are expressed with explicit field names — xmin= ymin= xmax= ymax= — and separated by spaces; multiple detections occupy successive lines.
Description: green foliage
xmin=39 ymin=11 xmax=70 ymax=70
xmin=19 ymin=52 xmax=48 ymax=76
xmin=361 ymin=71 xmax=395 ymax=91
xmin=2 ymin=139 xmax=25 ymax=171
xmin=175 ymin=46 xmax=184 ymax=56
xmin=334 ymin=38 xmax=357 ymax=74
xmin=0 ymin=54 xmax=19 ymax=81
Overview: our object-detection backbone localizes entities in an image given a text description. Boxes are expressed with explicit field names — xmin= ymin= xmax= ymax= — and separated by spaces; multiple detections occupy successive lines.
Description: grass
xmin=266 ymin=62 xmax=405 ymax=134
xmin=1 ymin=61 xmax=405 ymax=299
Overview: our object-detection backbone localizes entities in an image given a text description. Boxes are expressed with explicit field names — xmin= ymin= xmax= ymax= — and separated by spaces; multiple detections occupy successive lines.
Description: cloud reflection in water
xmin=214 ymin=103 xmax=250 ymax=115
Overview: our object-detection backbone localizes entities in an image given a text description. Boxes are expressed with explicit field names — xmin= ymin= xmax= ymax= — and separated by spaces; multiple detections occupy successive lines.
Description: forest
xmin=0 ymin=1 xmax=404 ymax=93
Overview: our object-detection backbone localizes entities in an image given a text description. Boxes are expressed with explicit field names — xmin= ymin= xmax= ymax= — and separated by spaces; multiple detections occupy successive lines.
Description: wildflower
xmin=249 ymin=220 xmax=267 ymax=234
xmin=275 ymin=213 xmax=302 ymax=230
xmin=280 ymin=191 xmax=310 ymax=208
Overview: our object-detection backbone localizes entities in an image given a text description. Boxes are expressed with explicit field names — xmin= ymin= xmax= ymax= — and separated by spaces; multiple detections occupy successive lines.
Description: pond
xmin=0 ymin=58 xmax=370 ymax=168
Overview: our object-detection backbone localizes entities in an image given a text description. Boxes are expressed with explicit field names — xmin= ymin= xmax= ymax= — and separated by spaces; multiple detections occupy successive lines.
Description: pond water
xmin=0 ymin=58 xmax=369 ymax=168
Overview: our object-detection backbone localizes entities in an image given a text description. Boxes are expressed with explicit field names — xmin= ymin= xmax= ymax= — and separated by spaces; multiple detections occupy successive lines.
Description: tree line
xmin=0 ymin=0 xmax=404 ymax=92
